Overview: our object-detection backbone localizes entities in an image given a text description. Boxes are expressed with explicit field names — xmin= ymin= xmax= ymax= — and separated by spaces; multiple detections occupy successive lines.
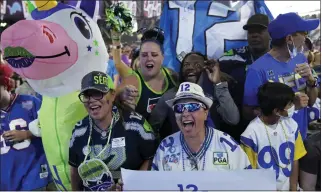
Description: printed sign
xmin=121 ymin=168 xmax=276 ymax=191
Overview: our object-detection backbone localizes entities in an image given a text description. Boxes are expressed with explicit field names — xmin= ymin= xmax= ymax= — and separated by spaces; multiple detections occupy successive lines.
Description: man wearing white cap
xmin=151 ymin=82 xmax=250 ymax=171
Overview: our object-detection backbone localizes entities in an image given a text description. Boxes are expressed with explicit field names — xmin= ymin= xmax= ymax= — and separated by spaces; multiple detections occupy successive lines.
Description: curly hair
xmin=179 ymin=52 xmax=207 ymax=83
xmin=0 ymin=64 xmax=14 ymax=91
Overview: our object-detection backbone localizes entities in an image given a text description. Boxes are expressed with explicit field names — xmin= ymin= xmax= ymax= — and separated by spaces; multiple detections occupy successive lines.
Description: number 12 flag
xmin=160 ymin=0 xmax=273 ymax=72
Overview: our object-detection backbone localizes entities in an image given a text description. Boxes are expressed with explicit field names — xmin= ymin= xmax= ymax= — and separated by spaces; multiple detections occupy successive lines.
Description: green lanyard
xmin=83 ymin=115 xmax=115 ymax=162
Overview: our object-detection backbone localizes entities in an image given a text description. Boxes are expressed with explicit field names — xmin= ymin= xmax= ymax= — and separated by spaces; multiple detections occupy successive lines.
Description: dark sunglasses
xmin=173 ymin=102 xmax=205 ymax=113
xmin=78 ymin=90 xmax=105 ymax=103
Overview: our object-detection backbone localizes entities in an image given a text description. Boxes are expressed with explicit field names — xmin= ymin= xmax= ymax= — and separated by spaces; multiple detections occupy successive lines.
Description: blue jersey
xmin=0 ymin=94 xmax=51 ymax=190
xmin=243 ymin=53 xmax=309 ymax=139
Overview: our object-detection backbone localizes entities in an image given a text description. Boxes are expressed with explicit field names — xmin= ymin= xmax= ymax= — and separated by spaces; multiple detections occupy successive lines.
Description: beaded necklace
xmin=180 ymin=127 xmax=213 ymax=171
xmin=182 ymin=148 xmax=206 ymax=171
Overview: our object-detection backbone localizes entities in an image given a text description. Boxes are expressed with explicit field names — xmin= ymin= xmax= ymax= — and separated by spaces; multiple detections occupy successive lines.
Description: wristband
xmin=307 ymin=77 xmax=318 ymax=88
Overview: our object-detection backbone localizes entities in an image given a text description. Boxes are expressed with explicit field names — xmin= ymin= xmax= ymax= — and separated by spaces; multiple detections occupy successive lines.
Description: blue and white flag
xmin=160 ymin=0 xmax=273 ymax=72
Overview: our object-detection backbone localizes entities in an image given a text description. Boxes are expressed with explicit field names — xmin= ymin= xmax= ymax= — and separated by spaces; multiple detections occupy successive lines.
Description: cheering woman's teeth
xmin=146 ymin=64 xmax=153 ymax=69
xmin=183 ymin=120 xmax=194 ymax=127
xmin=90 ymin=105 xmax=101 ymax=112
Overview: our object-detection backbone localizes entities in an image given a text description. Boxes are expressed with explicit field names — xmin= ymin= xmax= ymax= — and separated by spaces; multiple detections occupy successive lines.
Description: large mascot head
xmin=1 ymin=0 xmax=107 ymax=97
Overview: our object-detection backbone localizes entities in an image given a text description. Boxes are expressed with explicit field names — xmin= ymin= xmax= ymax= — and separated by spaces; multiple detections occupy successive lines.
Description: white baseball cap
xmin=166 ymin=82 xmax=213 ymax=109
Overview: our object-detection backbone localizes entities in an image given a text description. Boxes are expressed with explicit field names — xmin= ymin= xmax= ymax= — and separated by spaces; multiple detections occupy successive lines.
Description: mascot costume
xmin=1 ymin=0 xmax=107 ymax=190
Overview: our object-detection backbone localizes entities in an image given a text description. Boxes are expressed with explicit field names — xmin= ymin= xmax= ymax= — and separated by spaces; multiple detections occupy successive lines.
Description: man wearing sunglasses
xmin=151 ymin=82 xmax=250 ymax=172
xmin=69 ymin=71 xmax=156 ymax=191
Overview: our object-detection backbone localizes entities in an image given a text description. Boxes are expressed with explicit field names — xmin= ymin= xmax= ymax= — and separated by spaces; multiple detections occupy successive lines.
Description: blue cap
xmin=268 ymin=12 xmax=320 ymax=39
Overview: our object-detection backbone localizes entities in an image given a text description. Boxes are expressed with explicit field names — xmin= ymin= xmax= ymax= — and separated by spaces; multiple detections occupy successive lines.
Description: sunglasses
xmin=137 ymin=27 xmax=164 ymax=35
xmin=78 ymin=90 xmax=105 ymax=103
xmin=173 ymin=102 xmax=205 ymax=113
xmin=137 ymin=27 xmax=164 ymax=42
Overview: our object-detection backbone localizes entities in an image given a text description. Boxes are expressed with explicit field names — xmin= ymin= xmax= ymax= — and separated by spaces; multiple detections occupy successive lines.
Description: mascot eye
xmin=71 ymin=12 xmax=93 ymax=39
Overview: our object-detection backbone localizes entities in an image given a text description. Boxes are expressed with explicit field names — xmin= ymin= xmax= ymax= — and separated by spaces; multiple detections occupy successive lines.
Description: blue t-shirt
xmin=243 ymin=53 xmax=309 ymax=139
xmin=106 ymin=59 xmax=119 ymax=83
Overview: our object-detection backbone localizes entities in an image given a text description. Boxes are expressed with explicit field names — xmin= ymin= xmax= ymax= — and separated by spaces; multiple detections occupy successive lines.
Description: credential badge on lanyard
xmin=78 ymin=116 xmax=115 ymax=191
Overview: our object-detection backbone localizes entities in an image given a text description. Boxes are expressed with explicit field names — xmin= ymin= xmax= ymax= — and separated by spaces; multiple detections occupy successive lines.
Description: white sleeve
xmin=151 ymin=147 xmax=164 ymax=171
xmin=29 ymin=118 xmax=41 ymax=137
xmin=28 ymin=110 xmax=42 ymax=137
xmin=227 ymin=145 xmax=252 ymax=170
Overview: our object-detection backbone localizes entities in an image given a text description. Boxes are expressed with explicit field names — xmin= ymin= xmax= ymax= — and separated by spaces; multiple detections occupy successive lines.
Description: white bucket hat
xmin=166 ymin=82 xmax=213 ymax=109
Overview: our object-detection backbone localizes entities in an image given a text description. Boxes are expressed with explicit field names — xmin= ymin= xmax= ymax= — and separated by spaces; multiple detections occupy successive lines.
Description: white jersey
xmin=240 ymin=117 xmax=307 ymax=191
xmin=152 ymin=127 xmax=251 ymax=171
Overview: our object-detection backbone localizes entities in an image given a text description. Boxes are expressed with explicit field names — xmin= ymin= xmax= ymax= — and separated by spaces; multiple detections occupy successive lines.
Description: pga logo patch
xmin=213 ymin=152 xmax=228 ymax=165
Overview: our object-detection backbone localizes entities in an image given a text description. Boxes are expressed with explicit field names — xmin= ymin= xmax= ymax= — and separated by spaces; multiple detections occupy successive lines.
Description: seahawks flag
xmin=160 ymin=0 xmax=273 ymax=72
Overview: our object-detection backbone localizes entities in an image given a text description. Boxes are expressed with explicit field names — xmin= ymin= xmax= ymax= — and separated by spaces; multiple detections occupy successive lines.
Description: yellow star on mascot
xmin=1 ymin=0 xmax=108 ymax=190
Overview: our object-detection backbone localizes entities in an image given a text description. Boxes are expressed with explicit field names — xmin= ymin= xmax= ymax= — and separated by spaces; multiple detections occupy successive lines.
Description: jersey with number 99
xmin=240 ymin=117 xmax=307 ymax=190
xmin=152 ymin=127 xmax=251 ymax=171
xmin=0 ymin=94 xmax=52 ymax=190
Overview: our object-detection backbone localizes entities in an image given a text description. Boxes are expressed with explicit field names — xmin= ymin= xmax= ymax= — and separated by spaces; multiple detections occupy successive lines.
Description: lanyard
xmin=83 ymin=115 xmax=115 ymax=162
xmin=262 ymin=120 xmax=291 ymax=169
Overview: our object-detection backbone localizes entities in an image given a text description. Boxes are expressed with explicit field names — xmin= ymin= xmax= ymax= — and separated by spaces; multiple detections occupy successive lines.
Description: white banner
xmin=121 ymin=168 xmax=276 ymax=191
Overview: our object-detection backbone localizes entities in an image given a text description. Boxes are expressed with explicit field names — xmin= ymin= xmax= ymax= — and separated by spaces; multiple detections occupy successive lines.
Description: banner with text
xmin=121 ymin=168 xmax=276 ymax=191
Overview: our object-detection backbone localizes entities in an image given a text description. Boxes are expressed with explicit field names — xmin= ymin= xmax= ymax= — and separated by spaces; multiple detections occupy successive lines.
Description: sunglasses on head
xmin=137 ymin=27 xmax=164 ymax=42
xmin=78 ymin=90 xmax=106 ymax=103
xmin=137 ymin=27 xmax=164 ymax=35
xmin=173 ymin=102 xmax=205 ymax=113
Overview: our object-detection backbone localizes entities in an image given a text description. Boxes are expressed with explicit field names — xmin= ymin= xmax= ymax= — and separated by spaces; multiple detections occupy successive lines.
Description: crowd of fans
xmin=0 ymin=11 xmax=321 ymax=191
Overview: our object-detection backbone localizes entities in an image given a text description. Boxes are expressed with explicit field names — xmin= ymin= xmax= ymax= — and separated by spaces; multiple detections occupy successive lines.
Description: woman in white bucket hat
xmin=152 ymin=82 xmax=250 ymax=171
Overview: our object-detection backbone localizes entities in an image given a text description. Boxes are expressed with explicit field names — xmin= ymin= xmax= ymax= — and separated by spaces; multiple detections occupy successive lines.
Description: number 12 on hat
xmin=180 ymin=83 xmax=190 ymax=92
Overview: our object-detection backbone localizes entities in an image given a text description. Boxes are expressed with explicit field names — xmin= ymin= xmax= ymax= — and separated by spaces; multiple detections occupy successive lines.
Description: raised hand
xmin=119 ymin=85 xmax=139 ymax=110
xmin=204 ymin=59 xmax=221 ymax=84
xmin=295 ymin=63 xmax=314 ymax=81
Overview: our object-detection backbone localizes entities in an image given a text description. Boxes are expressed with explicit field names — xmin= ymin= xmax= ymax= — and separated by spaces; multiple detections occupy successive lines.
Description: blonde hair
xmin=132 ymin=58 xmax=140 ymax=71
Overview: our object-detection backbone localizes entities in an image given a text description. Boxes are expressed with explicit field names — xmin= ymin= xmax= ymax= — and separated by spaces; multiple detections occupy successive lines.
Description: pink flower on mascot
xmin=1 ymin=0 xmax=107 ymax=190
